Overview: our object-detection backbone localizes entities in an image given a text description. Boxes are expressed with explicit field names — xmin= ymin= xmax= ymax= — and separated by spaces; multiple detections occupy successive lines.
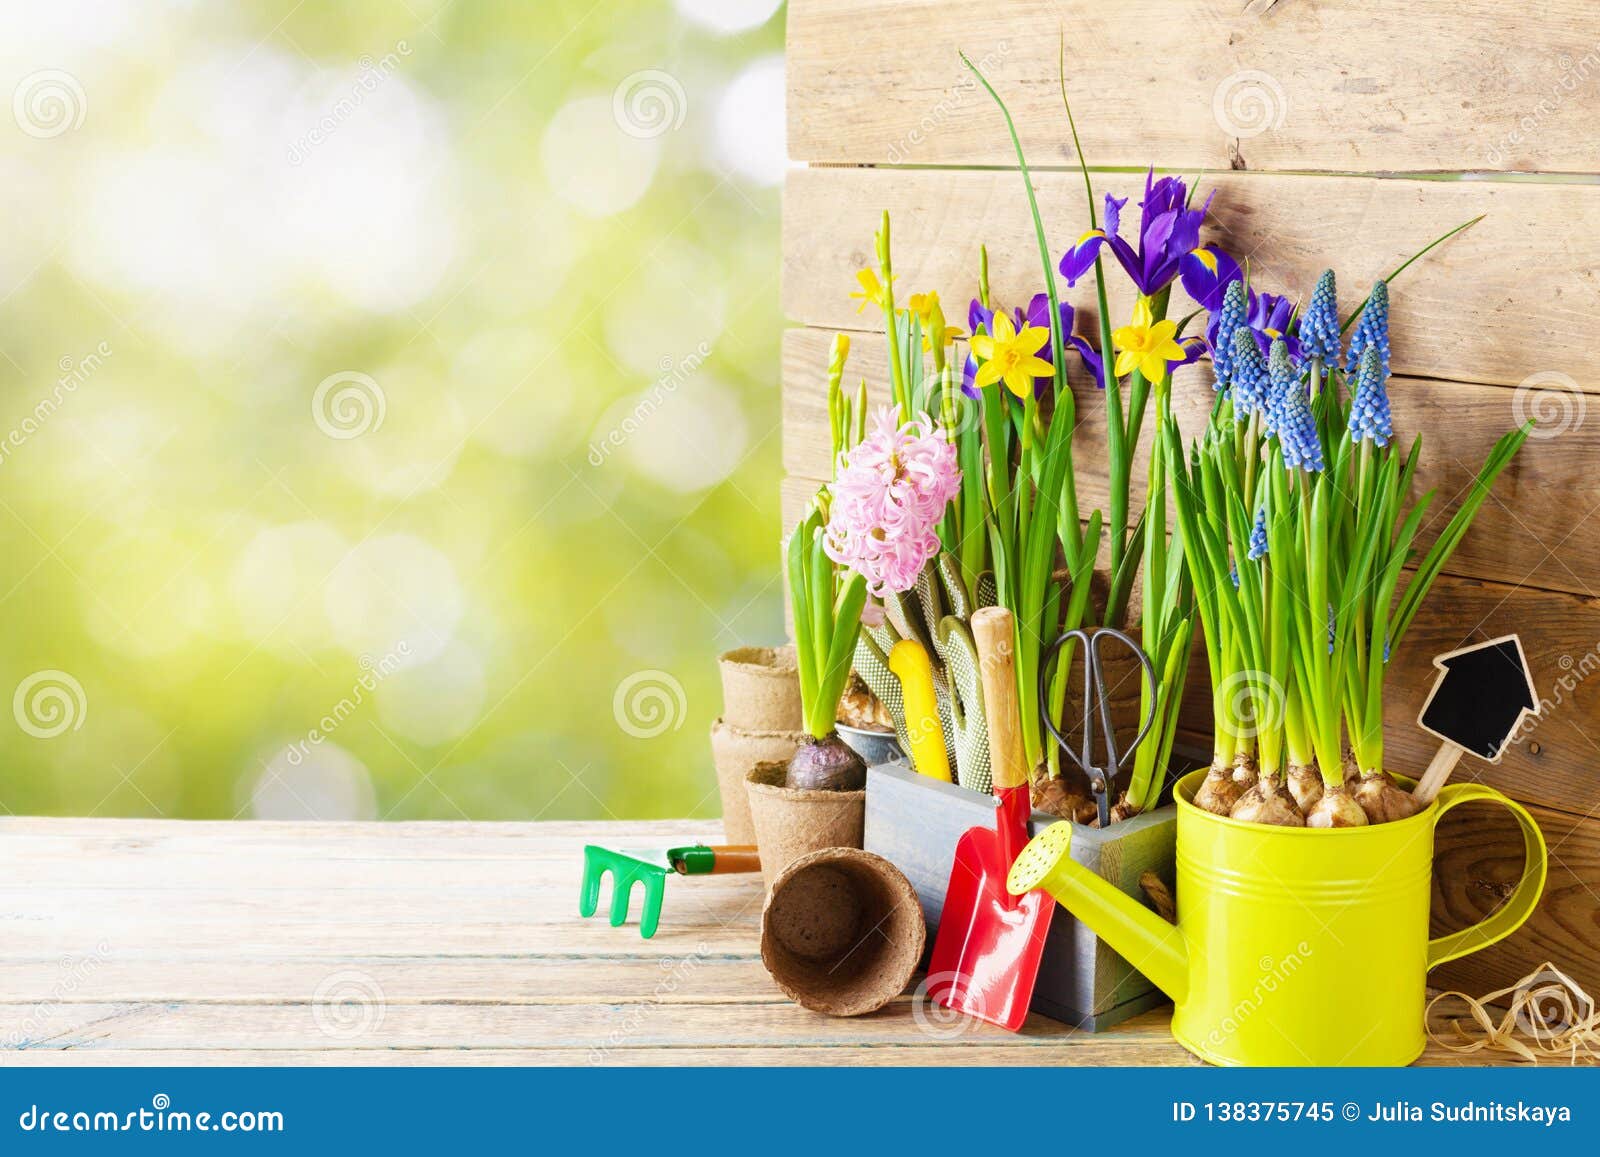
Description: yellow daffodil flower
xmin=1111 ymin=297 xmax=1186 ymax=384
xmin=969 ymin=310 xmax=1051 ymax=399
xmin=909 ymin=290 xmax=964 ymax=351
xmin=849 ymin=268 xmax=893 ymax=314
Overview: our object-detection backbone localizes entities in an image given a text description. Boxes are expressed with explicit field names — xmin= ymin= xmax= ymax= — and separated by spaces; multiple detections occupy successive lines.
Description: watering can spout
xmin=1007 ymin=822 xmax=1189 ymax=1004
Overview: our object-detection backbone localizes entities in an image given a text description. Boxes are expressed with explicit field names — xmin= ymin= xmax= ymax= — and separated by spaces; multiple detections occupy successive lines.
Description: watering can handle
xmin=1425 ymin=783 xmax=1548 ymax=970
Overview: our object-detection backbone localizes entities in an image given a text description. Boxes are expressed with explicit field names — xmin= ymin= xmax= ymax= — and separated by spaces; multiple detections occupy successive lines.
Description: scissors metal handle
xmin=1039 ymin=627 xmax=1158 ymax=825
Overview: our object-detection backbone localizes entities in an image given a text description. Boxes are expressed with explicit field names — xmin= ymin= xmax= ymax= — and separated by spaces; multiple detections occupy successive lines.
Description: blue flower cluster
xmin=1298 ymin=269 xmax=1340 ymax=363
xmin=1347 ymin=346 xmax=1394 ymax=446
xmin=1264 ymin=339 xmax=1296 ymax=437
xmin=1230 ymin=327 xmax=1269 ymax=419
xmin=1247 ymin=508 xmax=1268 ymax=560
xmin=1277 ymin=375 xmax=1324 ymax=472
xmin=1211 ymin=279 xmax=1248 ymax=391
xmin=1346 ymin=279 xmax=1390 ymax=377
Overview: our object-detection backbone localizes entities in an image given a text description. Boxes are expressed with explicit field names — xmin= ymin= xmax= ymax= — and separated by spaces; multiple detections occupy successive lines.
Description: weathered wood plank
xmin=0 ymin=814 xmax=1578 ymax=1063
xmin=787 ymin=0 xmax=1600 ymax=174
xmin=0 ymin=1040 xmax=1516 ymax=1066
xmin=782 ymin=167 xmax=1600 ymax=394
xmin=783 ymin=328 xmax=1598 ymax=599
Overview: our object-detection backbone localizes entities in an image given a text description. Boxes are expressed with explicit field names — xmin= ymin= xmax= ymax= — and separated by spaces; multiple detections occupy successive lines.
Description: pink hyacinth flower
xmin=823 ymin=406 xmax=962 ymax=597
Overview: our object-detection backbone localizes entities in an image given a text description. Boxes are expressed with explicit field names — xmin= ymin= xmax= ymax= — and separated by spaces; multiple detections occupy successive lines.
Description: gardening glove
xmin=929 ymin=556 xmax=997 ymax=795
xmin=852 ymin=553 xmax=995 ymax=793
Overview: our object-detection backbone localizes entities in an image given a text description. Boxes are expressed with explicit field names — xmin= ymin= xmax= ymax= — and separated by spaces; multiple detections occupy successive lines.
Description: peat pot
xmin=1008 ymin=769 xmax=1548 ymax=1066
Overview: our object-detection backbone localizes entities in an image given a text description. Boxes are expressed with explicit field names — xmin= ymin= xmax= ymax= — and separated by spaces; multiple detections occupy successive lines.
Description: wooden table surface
xmin=0 ymin=817 xmax=1516 ymax=1066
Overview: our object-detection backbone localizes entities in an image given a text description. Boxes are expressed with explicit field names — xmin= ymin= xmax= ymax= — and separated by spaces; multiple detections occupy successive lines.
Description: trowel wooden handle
xmin=973 ymin=606 xmax=1027 ymax=792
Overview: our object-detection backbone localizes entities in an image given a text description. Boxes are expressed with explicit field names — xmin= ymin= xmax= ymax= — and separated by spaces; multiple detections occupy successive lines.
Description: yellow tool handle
xmin=889 ymin=639 xmax=952 ymax=782
xmin=972 ymin=607 xmax=1027 ymax=792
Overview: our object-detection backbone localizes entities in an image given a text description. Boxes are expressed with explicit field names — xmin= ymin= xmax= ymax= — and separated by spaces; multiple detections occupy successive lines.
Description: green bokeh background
xmin=0 ymin=1 xmax=788 ymax=820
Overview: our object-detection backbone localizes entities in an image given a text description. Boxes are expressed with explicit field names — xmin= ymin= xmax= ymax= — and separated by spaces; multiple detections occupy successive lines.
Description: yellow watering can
xmin=1007 ymin=769 xmax=1547 ymax=1066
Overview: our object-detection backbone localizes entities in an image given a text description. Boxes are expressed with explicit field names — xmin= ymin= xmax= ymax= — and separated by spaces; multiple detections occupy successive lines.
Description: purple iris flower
xmin=962 ymin=293 xmax=1103 ymax=397
xmin=1058 ymin=170 xmax=1219 ymax=298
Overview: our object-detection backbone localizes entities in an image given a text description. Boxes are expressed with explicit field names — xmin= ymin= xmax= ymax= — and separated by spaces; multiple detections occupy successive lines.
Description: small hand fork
xmin=579 ymin=844 xmax=759 ymax=939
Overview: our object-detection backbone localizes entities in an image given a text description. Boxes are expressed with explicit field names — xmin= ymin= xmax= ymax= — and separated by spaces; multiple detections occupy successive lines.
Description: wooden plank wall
xmin=780 ymin=0 xmax=1600 ymax=998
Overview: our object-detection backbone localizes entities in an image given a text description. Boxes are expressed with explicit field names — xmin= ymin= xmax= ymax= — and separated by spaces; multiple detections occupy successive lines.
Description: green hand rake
xmin=579 ymin=844 xmax=759 ymax=939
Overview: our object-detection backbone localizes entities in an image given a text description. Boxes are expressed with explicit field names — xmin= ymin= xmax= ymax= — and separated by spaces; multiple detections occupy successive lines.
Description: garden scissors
xmin=1039 ymin=627 xmax=1158 ymax=827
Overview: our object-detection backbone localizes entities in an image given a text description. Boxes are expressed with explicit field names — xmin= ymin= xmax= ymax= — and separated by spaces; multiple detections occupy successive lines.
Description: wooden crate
xmin=781 ymin=0 xmax=1600 ymax=999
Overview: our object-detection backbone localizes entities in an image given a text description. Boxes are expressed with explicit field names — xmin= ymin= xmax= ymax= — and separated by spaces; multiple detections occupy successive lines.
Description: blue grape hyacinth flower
xmin=1231 ymin=327 xmax=1269 ymax=419
xmin=1264 ymin=338 xmax=1295 ymax=436
xmin=1299 ymin=270 xmax=1340 ymax=363
xmin=1347 ymin=346 xmax=1394 ymax=447
xmin=1210 ymin=279 xmax=1248 ymax=391
xmin=1346 ymin=279 xmax=1390 ymax=377
xmin=1247 ymin=508 xmax=1268 ymax=561
xmin=1277 ymin=374 xmax=1325 ymax=472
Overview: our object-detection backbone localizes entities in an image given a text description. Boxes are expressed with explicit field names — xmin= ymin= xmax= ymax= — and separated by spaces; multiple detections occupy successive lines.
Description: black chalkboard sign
xmin=1417 ymin=635 xmax=1539 ymax=762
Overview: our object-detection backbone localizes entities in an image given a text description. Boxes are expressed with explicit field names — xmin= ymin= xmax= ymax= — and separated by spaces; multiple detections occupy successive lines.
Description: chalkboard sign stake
xmin=1412 ymin=634 xmax=1539 ymax=807
xmin=1412 ymin=741 xmax=1465 ymax=806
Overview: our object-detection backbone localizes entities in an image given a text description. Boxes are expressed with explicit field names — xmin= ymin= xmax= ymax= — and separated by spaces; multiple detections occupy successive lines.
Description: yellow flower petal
xmin=1111 ymin=324 xmax=1139 ymax=352
xmin=974 ymin=360 xmax=1004 ymax=389
xmin=1018 ymin=356 xmax=1054 ymax=380
xmin=1016 ymin=325 xmax=1050 ymax=355
xmin=1148 ymin=319 xmax=1178 ymax=344
xmin=969 ymin=334 xmax=996 ymax=361
xmin=1114 ymin=350 xmax=1140 ymax=378
xmin=989 ymin=310 xmax=1017 ymax=343
xmin=1131 ymin=296 xmax=1155 ymax=329
xmin=1002 ymin=370 xmax=1031 ymax=399
xmin=1153 ymin=336 xmax=1186 ymax=362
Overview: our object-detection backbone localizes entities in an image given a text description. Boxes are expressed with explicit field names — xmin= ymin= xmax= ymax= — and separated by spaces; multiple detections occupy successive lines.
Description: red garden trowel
xmin=926 ymin=605 xmax=1053 ymax=1032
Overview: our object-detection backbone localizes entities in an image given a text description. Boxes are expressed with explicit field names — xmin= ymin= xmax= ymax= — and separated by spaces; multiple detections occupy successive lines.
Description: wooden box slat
xmin=787 ymin=0 xmax=1600 ymax=174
